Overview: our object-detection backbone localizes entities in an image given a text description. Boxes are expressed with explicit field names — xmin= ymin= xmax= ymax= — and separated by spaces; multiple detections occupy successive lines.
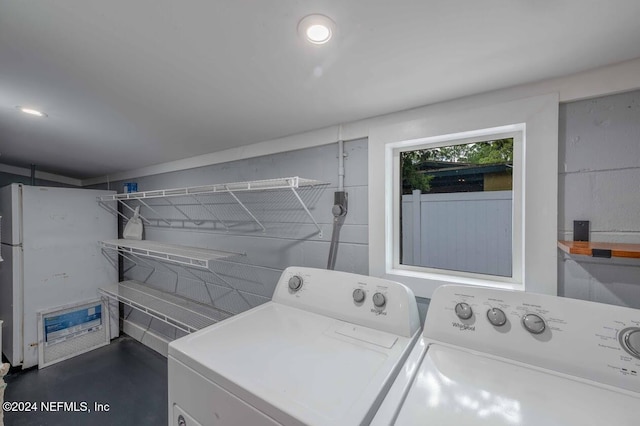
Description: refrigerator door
xmin=0 ymin=184 xmax=22 ymax=245
xmin=0 ymin=244 xmax=23 ymax=366
xmin=20 ymin=186 xmax=117 ymax=368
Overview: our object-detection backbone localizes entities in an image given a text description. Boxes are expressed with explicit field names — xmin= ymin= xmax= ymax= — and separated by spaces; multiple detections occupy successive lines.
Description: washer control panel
xmin=426 ymin=285 xmax=640 ymax=394
xmin=272 ymin=267 xmax=420 ymax=338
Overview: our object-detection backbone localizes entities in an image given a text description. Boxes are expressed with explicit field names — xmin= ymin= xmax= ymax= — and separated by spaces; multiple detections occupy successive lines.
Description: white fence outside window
xmin=401 ymin=190 xmax=512 ymax=277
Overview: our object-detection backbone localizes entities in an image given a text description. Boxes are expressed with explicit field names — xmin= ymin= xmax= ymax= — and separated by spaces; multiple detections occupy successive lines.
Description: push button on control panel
xmin=454 ymin=302 xmax=473 ymax=320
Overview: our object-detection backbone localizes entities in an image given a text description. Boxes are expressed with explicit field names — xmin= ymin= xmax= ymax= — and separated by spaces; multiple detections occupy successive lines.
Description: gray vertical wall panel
xmin=558 ymin=89 xmax=640 ymax=307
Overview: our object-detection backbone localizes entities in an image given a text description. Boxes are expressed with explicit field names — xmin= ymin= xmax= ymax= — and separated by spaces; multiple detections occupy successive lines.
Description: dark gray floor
xmin=4 ymin=336 xmax=167 ymax=426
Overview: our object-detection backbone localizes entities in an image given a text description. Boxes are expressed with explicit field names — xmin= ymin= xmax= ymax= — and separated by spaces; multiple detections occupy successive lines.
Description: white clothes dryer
xmin=168 ymin=267 xmax=421 ymax=426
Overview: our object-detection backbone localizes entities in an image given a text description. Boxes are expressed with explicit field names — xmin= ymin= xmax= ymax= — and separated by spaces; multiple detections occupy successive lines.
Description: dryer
xmin=168 ymin=266 xmax=421 ymax=426
xmin=372 ymin=284 xmax=640 ymax=425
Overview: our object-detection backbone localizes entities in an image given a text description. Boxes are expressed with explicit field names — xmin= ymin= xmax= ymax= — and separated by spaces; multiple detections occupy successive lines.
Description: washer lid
xmin=169 ymin=302 xmax=417 ymax=426
xmin=393 ymin=344 xmax=640 ymax=425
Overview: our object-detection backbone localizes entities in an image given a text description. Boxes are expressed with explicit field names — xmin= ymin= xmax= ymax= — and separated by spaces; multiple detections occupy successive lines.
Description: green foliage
xmin=425 ymin=139 xmax=513 ymax=164
xmin=465 ymin=139 xmax=513 ymax=164
xmin=401 ymin=151 xmax=433 ymax=193
xmin=400 ymin=138 xmax=513 ymax=193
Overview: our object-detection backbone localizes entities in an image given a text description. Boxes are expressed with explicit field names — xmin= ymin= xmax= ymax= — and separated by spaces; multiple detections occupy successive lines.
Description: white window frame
xmin=387 ymin=125 xmax=524 ymax=290
xmin=368 ymin=93 xmax=559 ymax=299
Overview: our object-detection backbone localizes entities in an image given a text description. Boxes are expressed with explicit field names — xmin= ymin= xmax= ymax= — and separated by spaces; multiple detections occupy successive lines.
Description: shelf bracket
xmin=134 ymin=198 xmax=172 ymax=226
xmin=225 ymin=186 xmax=266 ymax=233
xmin=99 ymin=201 xmax=133 ymax=224
xmin=118 ymin=251 xmax=156 ymax=282
xmin=290 ymin=187 xmax=323 ymax=238
xmin=191 ymin=195 xmax=230 ymax=231
xmin=117 ymin=200 xmax=153 ymax=225
xmin=164 ymin=197 xmax=205 ymax=226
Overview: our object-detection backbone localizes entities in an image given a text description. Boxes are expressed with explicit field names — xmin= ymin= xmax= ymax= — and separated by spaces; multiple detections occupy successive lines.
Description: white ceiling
xmin=1 ymin=1 xmax=640 ymax=179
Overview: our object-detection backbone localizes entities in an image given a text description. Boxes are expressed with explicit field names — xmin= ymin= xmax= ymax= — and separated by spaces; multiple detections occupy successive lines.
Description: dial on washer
xmin=288 ymin=275 xmax=303 ymax=292
xmin=353 ymin=288 xmax=366 ymax=303
xmin=486 ymin=308 xmax=507 ymax=326
xmin=454 ymin=302 xmax=473 ymax=320
xmin=619 ymin=327 xmax=640 ymax=359
xmin=522 ymin=313 xmax=546 ymax=334
xmin=372 ymin=292 xmax=386 ymax=308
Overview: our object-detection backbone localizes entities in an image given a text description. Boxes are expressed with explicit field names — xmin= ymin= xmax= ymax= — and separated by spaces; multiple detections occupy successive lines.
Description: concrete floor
xmin=3 ymin=336 xmax=167 ymax=426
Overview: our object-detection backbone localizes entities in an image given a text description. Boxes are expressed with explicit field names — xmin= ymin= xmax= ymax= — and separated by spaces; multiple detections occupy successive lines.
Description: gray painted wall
xmin=558 ymin=89 xmax=640 ymax=308
xmin=104 ymin=139 xmax=369 ymax=340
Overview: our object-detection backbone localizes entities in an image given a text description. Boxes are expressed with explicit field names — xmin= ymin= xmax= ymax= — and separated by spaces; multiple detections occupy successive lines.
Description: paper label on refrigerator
xmin=43 ymin=304 xmax=103 ymax=346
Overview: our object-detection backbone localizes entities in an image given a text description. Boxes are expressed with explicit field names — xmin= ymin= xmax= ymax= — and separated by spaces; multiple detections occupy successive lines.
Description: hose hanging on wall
xmin=327 ymin=130 xmax=348 ymax=270
xmin=327 ymin=191 xmax=347 ymax=270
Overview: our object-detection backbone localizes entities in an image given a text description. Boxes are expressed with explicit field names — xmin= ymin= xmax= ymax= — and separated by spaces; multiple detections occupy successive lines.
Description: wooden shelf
xmin=557 ymin=241 xmax=640 ymax=259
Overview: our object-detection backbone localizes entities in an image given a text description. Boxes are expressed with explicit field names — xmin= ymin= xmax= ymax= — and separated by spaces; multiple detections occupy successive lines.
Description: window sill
xmin=386 ymin=267 xmax=523 ymax=297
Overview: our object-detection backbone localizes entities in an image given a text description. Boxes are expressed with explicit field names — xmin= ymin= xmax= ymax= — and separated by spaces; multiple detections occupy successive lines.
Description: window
xmin=370 ymin=93 xmax=559 ymax=298
xmin=400 ymin=137 xmax=514 ymax=277
xmin=388 ymin=125 xmax=524 ymax=288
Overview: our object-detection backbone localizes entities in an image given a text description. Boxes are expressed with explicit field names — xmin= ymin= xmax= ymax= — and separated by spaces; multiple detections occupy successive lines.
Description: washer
xmin=372 ymin=284 xmax=640 ymax=425
xmin=168 ymin=267 xmax=421 ymax=426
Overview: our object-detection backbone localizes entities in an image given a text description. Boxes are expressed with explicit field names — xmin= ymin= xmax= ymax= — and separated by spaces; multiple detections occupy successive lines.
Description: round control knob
xmin=288 ymin=275 xmax=303 ymax=292
xmin=522 ymin=313 xmax=546 ymax=334
xmin=353 ymin=288 xmax=366 ymax=303
xmin=619 ymin=327 xmax=640 ymax=359
xmin=372 ymin=292 xmax=386 ymax=308
xmin=454 ymin=302 xmax=473 ymax=320
xmin=486 ymin=308 xmax=507 ymax=327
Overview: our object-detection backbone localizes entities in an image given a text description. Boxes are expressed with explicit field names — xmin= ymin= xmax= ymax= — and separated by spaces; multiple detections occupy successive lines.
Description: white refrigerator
xmin=0 ymin=184 xmax=118 ymax=368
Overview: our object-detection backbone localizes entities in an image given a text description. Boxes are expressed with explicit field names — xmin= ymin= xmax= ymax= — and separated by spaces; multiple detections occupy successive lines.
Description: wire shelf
xmin=96 ymin=176 xmax=328 ymax=237
xmin=99 ymin=280 xmax=233 ymax=334
xmin=100 ymin=239 xmax=243 ymax=269
xmin=96 ymin=177 xmax=325 ymax=201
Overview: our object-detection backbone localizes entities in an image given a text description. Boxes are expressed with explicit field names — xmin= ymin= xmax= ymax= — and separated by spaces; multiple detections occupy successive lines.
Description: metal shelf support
xmin=290 ymin=187 xmax=323 ymax=237
xmin=225 ymin=187 xmax=266 ymax=233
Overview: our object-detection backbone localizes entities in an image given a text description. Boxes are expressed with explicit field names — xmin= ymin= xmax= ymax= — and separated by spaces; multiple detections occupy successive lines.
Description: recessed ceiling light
xmin=16 ymin=106 xmax=47 ymax=117
xmin=298 ymin=14 xmax=335 ymax=45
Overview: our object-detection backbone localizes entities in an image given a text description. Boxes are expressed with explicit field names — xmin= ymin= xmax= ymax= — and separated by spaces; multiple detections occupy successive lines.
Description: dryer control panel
xmin=272 ymin=267 xmax=420 ymax=338
xmin=425 ymin=285 xmax=640 ymax=394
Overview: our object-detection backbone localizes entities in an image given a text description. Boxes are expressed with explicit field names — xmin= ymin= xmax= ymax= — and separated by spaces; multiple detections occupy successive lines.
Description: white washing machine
xmin=371 ymin=284 xmax=640 ymax=425
xmin=168 ymin=267 xmax=421 ymax=426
